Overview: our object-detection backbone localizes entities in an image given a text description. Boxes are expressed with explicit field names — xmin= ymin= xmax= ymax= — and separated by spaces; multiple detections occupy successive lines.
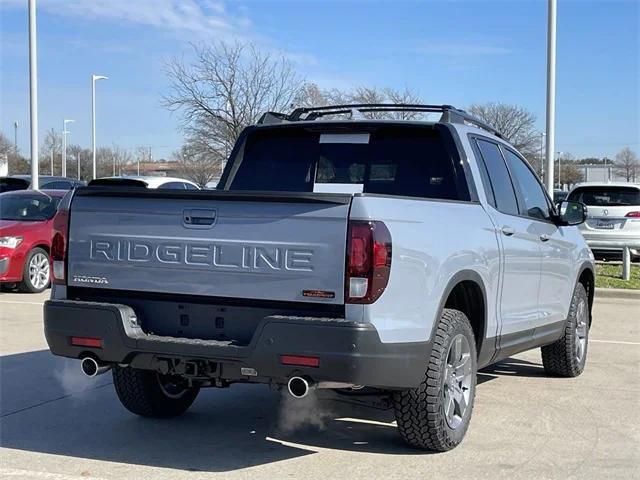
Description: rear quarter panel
xmin=348 ymin=196 xmax=501 ymax=344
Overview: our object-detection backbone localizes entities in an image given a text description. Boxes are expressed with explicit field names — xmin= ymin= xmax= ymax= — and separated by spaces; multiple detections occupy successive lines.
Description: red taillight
xmin=280 ymin=355 xmax=320 ymax=368
xmin=70 ymin=336 xmax=102 ymax=348
xmin=51 ymin=209 xmax=69 ymax=285
xmin=345 ymin=220 xmax=392 ymax=304
xmin=625 ymin=211 xmax=640 ymax=218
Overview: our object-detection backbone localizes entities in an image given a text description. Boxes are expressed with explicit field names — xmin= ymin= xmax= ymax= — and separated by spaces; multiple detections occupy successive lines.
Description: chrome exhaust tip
xmin=80 ymin=357 xmax=111 ymax=377
xmin=287 ymin=376 xmax=314 ymax=399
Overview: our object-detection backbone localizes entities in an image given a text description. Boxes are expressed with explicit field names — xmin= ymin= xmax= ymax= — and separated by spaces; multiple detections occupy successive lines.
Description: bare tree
xmin=40 ymin=129 xmax=63 ymax=175
xmin=469 ymin=103 xmax=540 ymax=161
xmin=614 ymin=147 xmax=639 ymax=182
xmin=0 ymin=132 xmax=29 ymax=174
xmin=293 ymin=84 xmax=424 ymax=119
xmin=555 ymin=153 xmax=584 ymax=187
xmin=163 ymin=41 xmax=306 ymax=161
xmin=173 ymin=143 xmax=222 ymax=187
xmin=64 ymin=144 xmax=89 ymax=180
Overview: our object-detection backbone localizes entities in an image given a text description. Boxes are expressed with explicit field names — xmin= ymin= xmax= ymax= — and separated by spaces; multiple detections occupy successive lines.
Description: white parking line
xmin=335 ymin=417 xmax=397 ymax=427
xmin=590 ymin=339 xmax=640 ymax=346
xmin=0 ymin=468 xmax=107 ymax=480
xmin=0 ymin=300 xmax=44 ymax=306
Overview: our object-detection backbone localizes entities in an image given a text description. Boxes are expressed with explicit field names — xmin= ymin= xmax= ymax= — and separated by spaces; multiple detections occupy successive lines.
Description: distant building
xmin=0 ymin=154 xmax=7 ymax=177
xmin=120 ymin=160 xmax=181 ymax=177
xmin=577 ymin=164 xmax=635 ymax=183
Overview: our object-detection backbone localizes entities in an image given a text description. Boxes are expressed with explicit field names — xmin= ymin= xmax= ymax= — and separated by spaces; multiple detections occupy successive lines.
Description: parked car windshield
xmin=225 ymin=125 xmax=469 ymax=201
xmin=0 ymin=193 xmax=61 ymax=221
xmin=567 ymin=186 xmax=640 ymax=206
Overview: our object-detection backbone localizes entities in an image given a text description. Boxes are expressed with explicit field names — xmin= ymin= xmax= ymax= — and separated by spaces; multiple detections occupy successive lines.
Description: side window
xmin=474 ymin=139 xmax=519 ymax=216
xmin=42 ymin=181 xmax=71 ymax=190
xmin=158 ymin=182 xmax=186 ymax=190
xmin=183 ymin=182 xmax=198 ymax=190
xmin=502 ymin=148 xmax=551 ymax=221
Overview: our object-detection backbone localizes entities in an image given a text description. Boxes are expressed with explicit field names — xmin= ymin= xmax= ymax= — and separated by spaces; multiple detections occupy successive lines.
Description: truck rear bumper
xmin=44 ymin=300 xmax=429 ymax=389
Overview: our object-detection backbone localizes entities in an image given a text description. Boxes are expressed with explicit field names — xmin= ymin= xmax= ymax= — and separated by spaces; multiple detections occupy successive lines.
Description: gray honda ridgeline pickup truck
xmin=44 ymin=104 xmax=594 ymax=451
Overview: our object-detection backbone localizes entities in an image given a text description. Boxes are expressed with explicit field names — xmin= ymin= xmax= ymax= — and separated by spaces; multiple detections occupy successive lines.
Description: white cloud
xmin=39 ymin=0 xmax=250 ymax=40
xmin=3 ymin=0 xmax=257 ymax=44
xmin=3 ymin=0 xmax=315 ymax=63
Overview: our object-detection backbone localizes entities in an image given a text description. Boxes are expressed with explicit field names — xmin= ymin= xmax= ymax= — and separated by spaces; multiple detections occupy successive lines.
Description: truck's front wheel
xmin=392 ymin=309 xmax=477 ymax=451
xmin=540 ymin=283 xmax=590 ymax=377
xmin=113 ymin=366 xmax=200 ymax=418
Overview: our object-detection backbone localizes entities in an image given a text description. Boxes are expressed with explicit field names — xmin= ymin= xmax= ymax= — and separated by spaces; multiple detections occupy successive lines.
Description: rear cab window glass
xmin=568 ymin=186 xmax=640 ymax=206
xmin=225 ymin=125 xmax=469 ymax=201
xmin=473 ymin=139 xmax=519 ymax=216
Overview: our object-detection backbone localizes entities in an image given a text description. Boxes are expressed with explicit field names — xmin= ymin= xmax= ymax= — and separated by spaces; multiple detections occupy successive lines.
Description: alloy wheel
xmin=28 ymin=253 xmax=50 ymax=290
xmin=575 ymin=298 xmax=588 ymax=363
xmin=443 ymin=334 xmax=473 ymax=430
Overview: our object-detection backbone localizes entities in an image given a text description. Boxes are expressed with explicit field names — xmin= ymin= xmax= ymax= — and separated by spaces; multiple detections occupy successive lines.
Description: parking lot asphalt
xmin=0 ymin=291 xmax=638 ymax=480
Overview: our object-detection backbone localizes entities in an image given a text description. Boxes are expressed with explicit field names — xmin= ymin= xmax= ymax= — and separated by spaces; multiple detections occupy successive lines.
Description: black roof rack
xmin=257 ymin=103 xmax=503 ymax=139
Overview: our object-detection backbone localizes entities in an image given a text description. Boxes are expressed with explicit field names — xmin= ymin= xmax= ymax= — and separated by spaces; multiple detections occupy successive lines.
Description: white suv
xmin=567 ymin=182 xmax=640 ymax=260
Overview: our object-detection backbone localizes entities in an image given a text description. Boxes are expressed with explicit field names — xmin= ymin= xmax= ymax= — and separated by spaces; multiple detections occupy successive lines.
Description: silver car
xmin=567 ymin=182 xmax=640 ymax=260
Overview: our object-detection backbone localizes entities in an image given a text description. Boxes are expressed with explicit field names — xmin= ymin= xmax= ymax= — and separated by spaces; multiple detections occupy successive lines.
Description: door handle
xmin=501 ymin=226 xmax=515 ymax=236
xmin=183 ymin=209 xmax=217 ymax=227
xmin=539 ymin=234 xmax=550 ymax=242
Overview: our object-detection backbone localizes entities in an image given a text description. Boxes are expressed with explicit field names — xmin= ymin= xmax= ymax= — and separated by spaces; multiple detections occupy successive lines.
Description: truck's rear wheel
xmin=541 ymin=283 xmax=589 ymax=377
xmin=392 ymin=308 xmax=477 ymax=451
xmin=112 ymin=366 xmax=200 ymax=418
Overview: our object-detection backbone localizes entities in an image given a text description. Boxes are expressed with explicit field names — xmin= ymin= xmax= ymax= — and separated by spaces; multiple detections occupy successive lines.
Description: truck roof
xmin=257 ymin=103 xmax=504 ymax=140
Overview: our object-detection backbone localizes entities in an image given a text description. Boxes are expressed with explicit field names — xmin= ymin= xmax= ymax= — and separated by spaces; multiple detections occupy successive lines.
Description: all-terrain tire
xmin=541 ymin=283 xmax=590 ymax=377
xmin=112 ymin=366 xmax=200 ymax=418
xmin=392 ymin=308 xmax=477 ymax=451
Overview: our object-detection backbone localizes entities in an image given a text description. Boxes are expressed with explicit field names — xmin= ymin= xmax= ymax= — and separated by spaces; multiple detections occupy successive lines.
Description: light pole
xmin=544 ymin=0 xmax=557 ymax=196
xmin=28 ymin=0 xmax=39 ymax=190
xmin=556 ymin=151 xmax=564 ymax=189
xmin=539 ymin=132 xmax=546 ymax=180
xmin=62 ymin=119 xmax=74 ymax=178
xmin=92 ymin=74 xmax=108 ymax=179
xmin=13 ymin=121 xmax=18 ymax=155
xmin=77 ymin=152 xmax=81 ymax=179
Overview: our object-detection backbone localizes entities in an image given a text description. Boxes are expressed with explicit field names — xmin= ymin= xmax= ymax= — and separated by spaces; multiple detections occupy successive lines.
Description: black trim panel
xmin=44 ymin=300 xmax=431 ymax=389
xmin=493 ymin=320 xmax=566 ymax=364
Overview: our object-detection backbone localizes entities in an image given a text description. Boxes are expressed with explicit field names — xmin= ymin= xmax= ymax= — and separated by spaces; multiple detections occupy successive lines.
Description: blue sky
xmin=1 ymin=0 xmax=638 ymax=160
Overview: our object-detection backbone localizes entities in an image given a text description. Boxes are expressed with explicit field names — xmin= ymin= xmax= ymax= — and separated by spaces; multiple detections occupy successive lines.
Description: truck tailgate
xmin=67 ymin=189 xmax=351 ymax=304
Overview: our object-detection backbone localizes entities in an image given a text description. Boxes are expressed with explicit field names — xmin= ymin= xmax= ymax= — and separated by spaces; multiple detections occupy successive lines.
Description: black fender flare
xmin=431 ymin=270 xmax=495 ymax=367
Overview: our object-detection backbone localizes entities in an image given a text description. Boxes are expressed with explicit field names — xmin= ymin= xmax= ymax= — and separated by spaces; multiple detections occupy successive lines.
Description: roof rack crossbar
xmin=257 ymin=103 xmax=503 ymax=138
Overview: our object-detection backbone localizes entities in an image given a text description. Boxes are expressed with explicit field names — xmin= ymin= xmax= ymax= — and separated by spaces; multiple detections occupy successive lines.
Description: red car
xmin=0 ymin=189 xmax=67 ymax=292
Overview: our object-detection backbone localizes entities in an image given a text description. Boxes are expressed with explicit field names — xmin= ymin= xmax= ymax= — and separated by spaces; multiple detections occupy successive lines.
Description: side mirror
xmin=557 ymin=200 xmax=587 ymax=226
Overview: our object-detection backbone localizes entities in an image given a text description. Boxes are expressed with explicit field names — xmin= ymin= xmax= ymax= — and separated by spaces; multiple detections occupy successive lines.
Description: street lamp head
xmin=93 ymin=75 xmax=108 ymax=81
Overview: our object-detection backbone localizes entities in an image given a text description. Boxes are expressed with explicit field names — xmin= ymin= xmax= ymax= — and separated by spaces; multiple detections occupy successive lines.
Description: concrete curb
xmin=595 ymin=287 xmax=640 ymax=300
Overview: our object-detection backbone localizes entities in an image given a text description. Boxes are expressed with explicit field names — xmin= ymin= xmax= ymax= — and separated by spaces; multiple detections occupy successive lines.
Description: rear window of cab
xmin=224 ymin=125 xmax=470 ymax=201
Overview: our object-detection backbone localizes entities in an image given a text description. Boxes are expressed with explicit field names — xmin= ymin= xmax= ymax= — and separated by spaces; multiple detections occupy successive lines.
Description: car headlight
xmin=0 ymin=236 xmax=23 ymax=249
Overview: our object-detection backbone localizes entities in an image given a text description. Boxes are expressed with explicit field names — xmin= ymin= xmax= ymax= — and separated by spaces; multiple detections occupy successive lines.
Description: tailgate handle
xmin=183 ymin=209 xmax=217 ymax=227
